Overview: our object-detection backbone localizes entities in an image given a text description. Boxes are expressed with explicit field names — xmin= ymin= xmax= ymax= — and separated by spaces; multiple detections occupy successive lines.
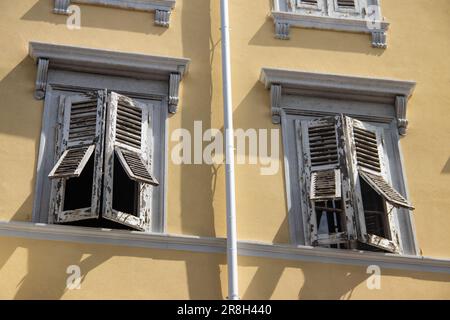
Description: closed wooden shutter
xmin=298 ymin=0 xmax=318 ymax=6
xmin=49 ymin=91 xmax=106 ymax=223
xmin=103 ymin=92 xmax=157 ymax=232
xmin=337 ymin=0 xmax=356 ymax=9
xmin=306 ymin=117 xmax=341 ymax=200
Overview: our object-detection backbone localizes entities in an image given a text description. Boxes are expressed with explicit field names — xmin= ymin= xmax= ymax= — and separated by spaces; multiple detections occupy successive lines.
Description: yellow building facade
xmin=0 ymin=0 xmax=449 ymax=299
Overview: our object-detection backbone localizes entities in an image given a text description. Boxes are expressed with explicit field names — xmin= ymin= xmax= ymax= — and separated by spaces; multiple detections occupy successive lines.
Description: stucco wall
xmin=0 ymin=0 xmax=449 ymax=299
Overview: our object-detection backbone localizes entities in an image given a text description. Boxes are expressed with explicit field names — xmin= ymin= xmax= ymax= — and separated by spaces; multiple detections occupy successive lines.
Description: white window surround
xmin=0 ymin=220 xmax=450 ymax=275
xmin=259 ymin=67 xmax=419 ymax=255
xmin=29 ymin=41 xmax=190 ymax=233
xmin=272 ymin=0 xmax=390 ymax=48
xmin=53 ymin=0 xmax=176 ymax=27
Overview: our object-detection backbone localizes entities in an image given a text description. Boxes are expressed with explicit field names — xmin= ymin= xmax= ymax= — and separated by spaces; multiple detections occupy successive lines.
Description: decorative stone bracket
xmin=53 ymin=0 xmax=175 ymax=27
xmin=30 ymin=42 xmax=189 ymax=114
xmin=261 ymin=68 xmax=416 ymax=135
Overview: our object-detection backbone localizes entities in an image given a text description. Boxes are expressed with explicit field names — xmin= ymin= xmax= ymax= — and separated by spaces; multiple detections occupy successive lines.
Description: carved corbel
xmin=155 ymin=9 xmax=171 ymax=27
xmin=275 ymin=22 xmax=290 ymax=40
xmin=34 ymin=58 xmax=49 ymax=100
xmin=168 ymin=73 xmax=181 ymax=114
xmin=371 ymin=30 xmax=387 ymax=48
xmin=54 ymin=0 xmax=71 ymax=15
xmin=270 ymin=84 xmax=282 ymax=124
xmin=395 ymin=96 xmax=408 ymax=135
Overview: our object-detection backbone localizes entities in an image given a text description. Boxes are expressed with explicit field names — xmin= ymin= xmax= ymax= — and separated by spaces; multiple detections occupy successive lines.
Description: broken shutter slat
xmin=366 ymin=234 xmax=400 ymax=253
xmin=48 ymin=145 xmax=95 ymax=179
xmin=359 ymin=170 xmax=414 ymax=210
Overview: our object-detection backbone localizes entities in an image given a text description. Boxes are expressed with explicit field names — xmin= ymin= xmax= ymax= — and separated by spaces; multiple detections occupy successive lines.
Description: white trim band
xmin=0 ymin=221 xmax=449 ymax=274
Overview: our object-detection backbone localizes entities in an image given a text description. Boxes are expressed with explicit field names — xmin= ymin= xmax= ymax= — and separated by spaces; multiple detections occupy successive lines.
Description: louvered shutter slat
xmin=310 ymin=169 xmax=341 ymax=200
xmin=359 ymin=170 xmax=414 ymax=210
xmin=298 ymin=0 xmax=318 ymax=6
xmin=306 ymin=117 xmax=342 ymax=201
xmin=115 ymin=147 xmax=159 ymax=186
xmin=337 ymin=0 xmax=356 ymax=9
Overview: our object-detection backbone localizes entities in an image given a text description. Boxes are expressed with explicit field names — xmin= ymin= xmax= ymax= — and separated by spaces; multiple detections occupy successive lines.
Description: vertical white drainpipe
xmin=220 ymin=0 xmax=239 ymax=300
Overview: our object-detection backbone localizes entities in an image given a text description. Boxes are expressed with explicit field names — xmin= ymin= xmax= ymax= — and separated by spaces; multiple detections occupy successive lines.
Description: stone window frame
xmin=260 ymin=67 xmax=420 ymax=255
xmin=29 ymin=41 xmax=189 ymax=233
xmin=53 ymin=0 xmax=176 ymax=27
xmin=272 ymin=0 xmax=389 ymax=48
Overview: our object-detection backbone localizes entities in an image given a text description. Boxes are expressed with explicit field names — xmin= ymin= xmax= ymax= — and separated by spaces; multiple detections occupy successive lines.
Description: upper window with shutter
xmin=48 ymin=90 xmax=159 ymax=232
xmin=272 ymin=0 xmax=389 ymax=48
xmin=297 ymin=114 xmax=414 ymax=253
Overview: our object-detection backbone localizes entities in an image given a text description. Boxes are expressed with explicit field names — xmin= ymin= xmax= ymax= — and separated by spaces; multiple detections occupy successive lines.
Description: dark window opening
xmin=62 ymin=217 xmax=135 ymax=230
xmin=315 ymin=200 xmax=346 ymax=249
xmin=112 ymin=155 xmax=139 ymax=216
xmin=360 ymin=177 xmax=390 ymax=239
xmin=63 ymin=156 xmax=94 ymax=211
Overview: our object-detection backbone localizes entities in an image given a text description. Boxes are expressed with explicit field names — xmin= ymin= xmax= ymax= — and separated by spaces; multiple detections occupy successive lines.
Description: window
xmin=296 ymin=115 xmax=413 ymax=253
xmin=272 ymin=0 xmax=389 ymax=48
xmin=29 ymin=42 xmax=189 ymax=233
xmin=260 ymin=67 xmax=419 ymax=255
xmin=48 ymin=90 xmax=159 ymax=231
xmin=53 ymin=0 xmax=176 ymax=27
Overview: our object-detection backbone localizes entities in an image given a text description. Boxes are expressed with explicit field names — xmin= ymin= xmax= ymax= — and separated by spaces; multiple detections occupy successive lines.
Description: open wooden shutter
xmin=346 ymin=117 xmax=413 ymax=253
xmin=298 ymin=115 xmax=352 ymax=246
xmin=103 ymin=92 xmax=158 ymax=232
xmin=49 ymin=91 xmax=106 ymax=223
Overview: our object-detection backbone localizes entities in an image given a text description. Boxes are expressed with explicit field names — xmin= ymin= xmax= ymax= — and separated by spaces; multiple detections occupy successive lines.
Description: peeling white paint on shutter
xmin=297 ymin=0 xmax=318 ymax=7
xmin=49 ymin=91 xmax=106 ymax=223
xmin=359 ymin=170 xmax=414 ymax=210
xmin=103 ymin=92 xmax=155 ymax=232
xmin=336 ymin=0 xmax=356 ymax=9
xmin=48 ymin=145 xmax=95 ymax=178
xmin=310 ymin=169 xmax=341 ymax=200
xmin=115 ymin=147 xmax=159 ymax=185
xmin=346 ymin=117 xmax=407 ymax=253
xmin=298 ymin=115 xmax=354 ymax=247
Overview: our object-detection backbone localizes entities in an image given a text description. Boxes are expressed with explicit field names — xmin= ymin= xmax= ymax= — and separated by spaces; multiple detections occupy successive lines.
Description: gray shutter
xmin=49 ymin=91 xmax=106 ymax=223
xmin=351 ymin=119 xmax=413 ymax=210
xmin=298 ymin=0 xmax=318 ymax=6
xmin=346 ymin=117 xmax=411 ymax=253
xmin=298 ymin=115 xmax=352 ymax=246
xmin=103 ymin=92 xmax=157 ymax=232
xmin=336 ymin=0 xmax=356 ymax=9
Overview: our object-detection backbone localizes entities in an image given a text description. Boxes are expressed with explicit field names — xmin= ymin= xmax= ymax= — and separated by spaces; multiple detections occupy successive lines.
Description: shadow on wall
xmin=441 ymin=158 xmax=450 ymax=174
xmin=0 ymin=0 xmax=225 ymax=300
xmin=0 ymin=57 xmax=42 ymax=222
xmin=249 ymin=16 xmax=385 ymax=56
xmin=177 ymin=0 xmax=224 ymax=299
xmin=0 ymin=237 xmax=226 ymax=299
xmin=21 ymin=0 xmax=166 ymax=35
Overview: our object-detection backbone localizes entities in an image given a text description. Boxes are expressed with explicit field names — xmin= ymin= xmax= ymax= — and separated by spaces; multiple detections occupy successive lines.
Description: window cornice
xmin=272 ymin=0 xmax=390 ymax=48
xmin=0 ymin=220 xmax=449 ymax=275
xmin=29 ymin=41 xmax=190 ymax=113
xmin=54 ymin=0 xmax=176 ymax=27
xmin=260 ymin=67 xmax=416 ymax=135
